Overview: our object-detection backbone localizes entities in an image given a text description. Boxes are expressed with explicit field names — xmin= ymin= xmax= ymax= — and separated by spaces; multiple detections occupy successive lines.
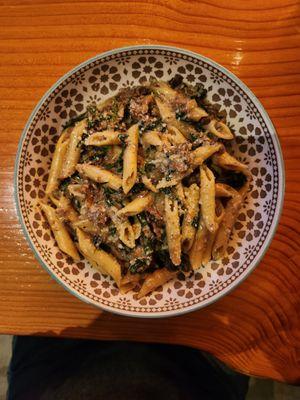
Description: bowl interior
xmin=15 ymin=46 xmax=283 ymax=317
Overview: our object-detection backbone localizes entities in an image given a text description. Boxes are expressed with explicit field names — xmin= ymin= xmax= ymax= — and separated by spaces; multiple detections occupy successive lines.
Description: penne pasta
xmin=49 ymin=194 xmax=78 ymax=223
xmin=122 ymin=124 xmax=139 ymax=194
xmin=142 ymin=130 xmax=162 ymax=147
xmin=212 ymin=192 xmax=243 ymax=260
xmin=76 ymin=164 xmax=122 ymax=190
xmin=121 ymin=272 xmax=143 ymax=286
xmin=60 ymin=119 xmax=87 ymax=179
xmin=141 ymin=176 xmax=158 ymax=193
xmin=200 ymin=165 xmax=217 ymax=233
xmin=85 ymin=255 xmax=107 ymax=275
xmin=202 ymin=199 xmax=225 ymax=265
xmin=117 ymin=193 xmax=153 ymax=217
xmin=186 ymin=99 xmax=208 ymax=121
xmin=165 ymin=196 xmax=181 ymax=265
xmin=72 ymin=219 xmax=99 ymax=234
xmin=156 ymin=177 xmax=178 ymax=190
xmin=46 ymin=130 xmax=70 ymax=195
xmin=175 ymin=182 xmax=186 ymax=205
xmin=191 ymin=144 xmax=223 ymax=166
xmin=205 ymin=120 xmax=234 ymax=140
xmin=40 ymin=202 xmax=80 ymax=261
xmin=215 ymin=183 xmax=236 ymax=198
xmin=189 ymin=216 xmax=208 ymax=270
xmin=212 ymin=151 xmax=249 ymax=175
xmin=138 ymin=268 xmax=175 ymax=299
xmin=166 ymin=126 xmax=187 ymax=145
xmin=115 ymin=219 xmax=136 ymax=248
xmin=181 ymin=184 xmax=200 ymax=252
xmin=132 ymin=218 xmax=142 ymax=240
xmin=76 ymin=228 xmax=121 ymax=286
xmin=85 ymin=130 xmax=121 ymax=146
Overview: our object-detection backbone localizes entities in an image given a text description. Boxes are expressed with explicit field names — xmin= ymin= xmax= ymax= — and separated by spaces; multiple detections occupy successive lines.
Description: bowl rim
xmin=14 ymin=44 xmax=285 ymax=318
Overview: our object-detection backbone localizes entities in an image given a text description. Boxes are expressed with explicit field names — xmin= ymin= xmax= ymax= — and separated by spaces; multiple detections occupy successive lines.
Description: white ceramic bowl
xmin=15 ymin=45 xmax=284 ymax=317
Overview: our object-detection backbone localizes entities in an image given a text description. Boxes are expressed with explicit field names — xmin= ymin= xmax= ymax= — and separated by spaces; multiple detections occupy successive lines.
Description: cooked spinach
xmin=63 ymin=112 xmax=87 ymax=129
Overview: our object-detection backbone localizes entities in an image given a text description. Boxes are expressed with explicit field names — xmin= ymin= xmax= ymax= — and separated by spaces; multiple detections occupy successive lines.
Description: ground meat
xmin=84 ymin=204 xmax=107 ymax=226
xmin=146 ymin=205 xmax=165 ymax=239
xmin=129 ymin=95 xmax=154 ymax=122
xmin=165 ymin=143 xmax=192 ymax=174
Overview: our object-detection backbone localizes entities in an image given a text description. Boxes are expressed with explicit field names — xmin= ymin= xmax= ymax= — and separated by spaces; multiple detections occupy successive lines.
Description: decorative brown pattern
xmin=15 ymin=47 xmax=283 ymax=316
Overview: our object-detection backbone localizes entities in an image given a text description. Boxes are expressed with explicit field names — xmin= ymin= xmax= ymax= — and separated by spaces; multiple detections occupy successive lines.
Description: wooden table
xmin=1 ymin=0 xmax=299 ymax=384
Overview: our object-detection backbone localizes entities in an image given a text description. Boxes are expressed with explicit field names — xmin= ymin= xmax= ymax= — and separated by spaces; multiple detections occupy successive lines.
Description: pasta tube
xmin=76 ymin=228 xmax=121 ymax=286
xmin=141 ymin=176 xmax=158 ymax=193
xmin=132 ymin=218 xmax=142 ymax=240
xmin=60 ymin=119 xmax=87 ymax=179
xmin=191 ymin=144 xmax=222 ymax=166
xmin=116 ymin=219 xmax=136 ymax=249
xmin=142 ymin=130 xmax=162 ymax=147
xmin=122 ymin=124 xmax=139 ymax=194
xmin=186 ymin=99 xmax=208 ymax=121
xmin=165 ymin=196 xmax=181 ymax=265
xmin=40 ymin=203 xmax=80 ymax=261
xmin=215 ymin=183 xmax=236 ymax=198
xmin=85 ymin=130 xmax=121 ymax=146
xmin=46 ymin=130 xmax=70 ymax=195
xmin=166 ymin=126 xmax=187 ymax=145
xmin=200 ymin=165 xmax=217 ymax=233
xmin=181 ymin=184 xmax=200 ymax=252
xmin=189 ymin=216 xmax=208 ymax=270
xmin=117 ymin=193 xmax=153 ymax=217
xmin=212 ymin=192 xmax=243 ymax=260
xmin=212 ymin=151 xmax=249 ymax=175
xmin=49 ymin=194 xmax=78 ymax=223
xmin=138 ymin=268 xmax=175 ymax=299
xmin=76 ymin=164 xmax=122 ymax=190
xmin=205 ymin=120 xmax=234 ymax=140
xmin=202 ymin=199 xmax=225 ymax=265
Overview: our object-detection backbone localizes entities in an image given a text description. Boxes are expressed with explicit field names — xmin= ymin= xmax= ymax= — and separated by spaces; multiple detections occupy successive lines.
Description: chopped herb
xmin=129 ymin=258 xmax=147 ymax=274
xmin=103 ymin=187 xmax=118 ymax=195
xmin=109 ymin=226 xmax=117 ymax=236
xmin=111 ymin=100 xmax=119 ymax=120
xmin=131 ymin=182 xmax=145 ymax=194
xmin=137 ymin=212 xmax=148 ymax=227
xmin=139 ymin=118 xmax=162 ymax=133
xmin=191 ymin=216 xmax=198 ymax=229
xmin=160 ymin=187 xmax=172 ymax=195
xmin=93 ymin=235 xmax=102 ymax=249
xmin=144 ymin=163 xmax=155 ymax=173
xmin=87 ymin=119 xmax=95 ymax=129
xmin=59 ymin=177 xmax=71 ymax=192
xmin=86 ymin=103 xmax=97 ymax=117
xmin=105 ymin=163 xmax=115 ymax=170
xmin=118 ymin=133 xmax=128 ymax=144
xmin=142 ymin=236 xmax=155 ymax=255
xmin=77 ymin=132 xmax=88 ymax=148
xmin=175 ymin=110 xmax=187 ymax=121
xmin=105 ymin=197 xmax=115 ymax=206
xmin=63 ymin=112 xmax=87 ymax=129
xmin=103 ymin=186 xmax=118 ymax=206
xmin=71 ymin=197 xmax=81 ymax=212
xmin=190 ymin=133 xmax=198 ymax=142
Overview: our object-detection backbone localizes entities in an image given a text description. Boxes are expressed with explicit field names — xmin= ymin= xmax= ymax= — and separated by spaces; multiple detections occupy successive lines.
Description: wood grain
xmin=0 ymin=0 xmax=300 ymax=383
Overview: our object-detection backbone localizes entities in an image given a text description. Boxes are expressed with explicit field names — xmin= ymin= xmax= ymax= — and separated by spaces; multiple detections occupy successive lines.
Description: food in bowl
xmin=41 ymin=75 xmax=251 ymax=298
